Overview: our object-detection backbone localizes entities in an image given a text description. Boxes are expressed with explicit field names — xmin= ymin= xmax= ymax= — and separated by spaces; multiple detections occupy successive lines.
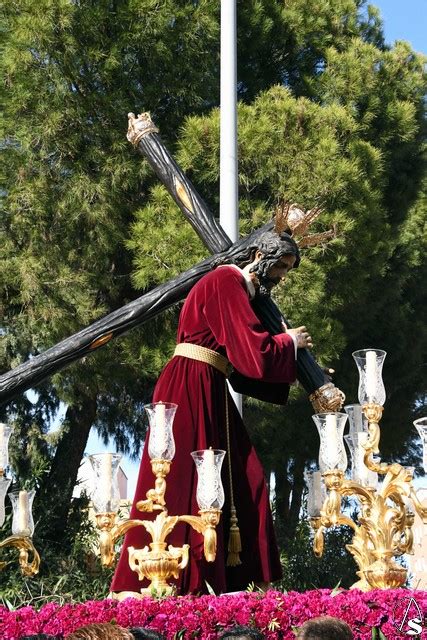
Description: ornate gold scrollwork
xmin=309 ymin=403 xmax=426 ymax=591
xmin=0 ymin=535 xmax=40 ymax=577
xmin=97 ymin=457 xmax=222 ymax=597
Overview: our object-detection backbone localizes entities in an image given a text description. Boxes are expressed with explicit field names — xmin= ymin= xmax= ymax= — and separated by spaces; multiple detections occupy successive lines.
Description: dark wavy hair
xmin=215 ymin=230 xmax=300 ymax=296
xmin=249 ymin=230 xmax=300 ymax=282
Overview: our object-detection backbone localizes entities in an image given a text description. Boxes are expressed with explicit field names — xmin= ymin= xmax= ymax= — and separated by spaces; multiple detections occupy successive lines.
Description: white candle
xmin=365 ymin=350 xmax=377 ymax=401
xmin=156 ymin=402 xmax=167 ymax=456
xmin=18 ymin=490 xmax=30 ymax=536
xmin=202 ymin=448 xmax=217 ymax=505
xmin=325 ymin=414 xmax=339 ymax=464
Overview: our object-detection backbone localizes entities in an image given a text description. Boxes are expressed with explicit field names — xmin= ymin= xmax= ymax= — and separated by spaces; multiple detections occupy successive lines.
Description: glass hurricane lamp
xmin=0 ymin=476 xmax=12 ymax=527
xmin=9 ymin=489 xmax=36 ymax=537
xmin=191 ymin=449 xmax=225 ymax=510
xmin=345 ymin=432 xmax=378 ymax=488
xmin=414 ymin=417 xmax=427 ymax=473
xmin=312 ymin=412 xmax=348 ymax=473
xmin=0 ymin=423 xmax=13 ymax=471
xmin=344 ymin=404 xmax=368 ymax=436
xmin=352 ymin=349 xmax=386 ymax=406
xmin=146 ymin=402 xmax=177 ymax=461
xmin=89 ymin=453 xmax=122 ymax=514
xmin=305 ymin=470 xmax=326 ymax=517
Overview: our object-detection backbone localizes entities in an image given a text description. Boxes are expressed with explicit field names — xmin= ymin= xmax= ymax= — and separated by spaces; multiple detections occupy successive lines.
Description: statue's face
xmin=266 ymin=254 xmax=296 ymax=286
xmin=243 ymin=251 xmax=297 ymax=295
xmin=256 ymin=252 xmax=296 ymax=293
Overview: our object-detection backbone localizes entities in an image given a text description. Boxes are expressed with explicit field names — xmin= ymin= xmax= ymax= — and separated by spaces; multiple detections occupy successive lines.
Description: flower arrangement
xmin=0 ymin=589 xmax=426 ymax=639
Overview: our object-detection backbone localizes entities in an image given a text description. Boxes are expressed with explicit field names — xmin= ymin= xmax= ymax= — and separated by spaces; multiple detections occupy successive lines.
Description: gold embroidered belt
xmin=173 ymin=343 xmax=233 ymax=377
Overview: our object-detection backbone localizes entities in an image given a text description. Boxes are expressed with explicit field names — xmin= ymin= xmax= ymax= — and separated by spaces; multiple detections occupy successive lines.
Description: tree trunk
xmin=38 ymin=387 xmax=97 ymax=543
xmin=288 ymin=455 xmax=306 ymax=539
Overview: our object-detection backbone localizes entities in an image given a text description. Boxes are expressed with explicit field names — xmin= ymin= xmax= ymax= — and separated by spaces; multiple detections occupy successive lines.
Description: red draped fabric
xmin=111 ymin=266 xmax=296 ymax=595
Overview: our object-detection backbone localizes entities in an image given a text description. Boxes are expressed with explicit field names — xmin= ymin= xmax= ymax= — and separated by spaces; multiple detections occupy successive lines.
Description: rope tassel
xmin=227 ymin=506 xmax=242 ymax=566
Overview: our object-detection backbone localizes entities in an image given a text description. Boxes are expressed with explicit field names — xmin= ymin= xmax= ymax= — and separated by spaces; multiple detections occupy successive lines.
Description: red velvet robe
xmin=111 ymin=266 xmax=296 ymax=595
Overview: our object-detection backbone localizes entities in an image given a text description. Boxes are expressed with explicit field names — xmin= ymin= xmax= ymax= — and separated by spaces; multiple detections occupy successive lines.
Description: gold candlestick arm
xmin=0 ymin=535 xmax=40 ymax=577
xmin=99 ymin=503 xmax=222 ymax=596
xmin=95 ymin=513 xmax=146 ymax=568
xmin=179 ymin=509 xmax=221 ymax=562
xmin=127 ymin=511 xmax=188 ymax=596
xmin=98 ymin=437 xmax=224 ymax=597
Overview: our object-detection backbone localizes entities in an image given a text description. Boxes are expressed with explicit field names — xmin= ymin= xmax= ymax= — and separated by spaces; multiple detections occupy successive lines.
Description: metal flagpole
xmin=220 ymin=0 xmax=242 ymax=415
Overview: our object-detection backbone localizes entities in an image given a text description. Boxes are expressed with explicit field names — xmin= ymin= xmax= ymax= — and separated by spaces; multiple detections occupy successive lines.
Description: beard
xmin=255 ymin=274 xmax=281 ymax=297
xmin=250 ymin=255 xmax=284 ymax=297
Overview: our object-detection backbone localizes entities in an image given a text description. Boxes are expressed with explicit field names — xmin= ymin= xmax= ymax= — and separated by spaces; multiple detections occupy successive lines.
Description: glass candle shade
xmin=344 ymin=404 xmax=368 ymax=436
xmin=305 ymin=470 xmax=326 ymax=517
xmin=352 ymin=349 xmax=386 ymax=406
xmin=414 ymin=417 xmax=427 ymax=472
xmin=89 ymin=453 xmax=122 ymax=514
xmin=9 ymin=489 xmax=35 ymax=537
xmin=0 ymin=423 xmax=13 ymax=470
xmin=191 ymin=449 xmax=225 ymax=510
xmin=0 ymin=476 xmax=12 ymax=527
xmin=345 ymin=433 xmax=378 ymax=488
xmin=146 ymin=402 xmax=177 ymax=461
xmin=313 ymin=412 xmax=348 ymax=473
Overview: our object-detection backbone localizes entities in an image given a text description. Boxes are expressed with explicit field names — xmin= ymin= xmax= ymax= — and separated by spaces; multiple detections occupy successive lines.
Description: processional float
xmin=0 ymin=112 xmax=343 ymax=588
xmin=2 ymin=114 xmax=425 ymax=593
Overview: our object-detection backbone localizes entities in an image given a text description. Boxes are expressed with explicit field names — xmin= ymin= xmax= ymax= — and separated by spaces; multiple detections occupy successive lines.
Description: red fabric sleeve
xmin=203 ymin=267 xmax=296 ymax=383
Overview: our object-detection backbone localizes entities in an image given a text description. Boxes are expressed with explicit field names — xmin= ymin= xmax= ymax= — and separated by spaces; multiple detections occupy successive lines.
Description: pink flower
xmin=1 ymin=589 xmax=426 ymax=639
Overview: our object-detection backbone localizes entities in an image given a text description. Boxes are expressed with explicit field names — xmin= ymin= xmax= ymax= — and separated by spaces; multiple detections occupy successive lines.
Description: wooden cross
xmin=0 ymin=113 xmax=344 ymax=412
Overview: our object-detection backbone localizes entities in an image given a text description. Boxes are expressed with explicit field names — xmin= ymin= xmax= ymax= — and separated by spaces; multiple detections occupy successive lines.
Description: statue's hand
xmin=287 ymin=325 xmax=313 ymax=349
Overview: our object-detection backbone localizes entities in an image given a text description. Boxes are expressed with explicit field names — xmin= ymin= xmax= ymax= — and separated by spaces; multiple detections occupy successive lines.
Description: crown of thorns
xmin=274 ymin=201 xmax=337 ymax=249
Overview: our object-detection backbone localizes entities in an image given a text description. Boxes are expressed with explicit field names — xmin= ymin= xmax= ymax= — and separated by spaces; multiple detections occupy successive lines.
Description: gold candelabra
xmin=308 ymin=350 xmax=427 ymax=591
xmin=0 ymin=423 xmax=40 ymax=578
xmin=91 ymin=403 xmax=224 ymax=597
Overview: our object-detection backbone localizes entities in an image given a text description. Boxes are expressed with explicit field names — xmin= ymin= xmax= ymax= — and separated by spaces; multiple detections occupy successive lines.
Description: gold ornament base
xmin=128 ymin=539 xmax=189 ymax=596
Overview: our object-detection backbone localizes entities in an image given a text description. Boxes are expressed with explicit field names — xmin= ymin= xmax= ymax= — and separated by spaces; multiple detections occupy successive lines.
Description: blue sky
xmin=373 ymin=0 xmax=426 ymax=54
xmin=83 ymin=1 xmax=426 ymax=500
